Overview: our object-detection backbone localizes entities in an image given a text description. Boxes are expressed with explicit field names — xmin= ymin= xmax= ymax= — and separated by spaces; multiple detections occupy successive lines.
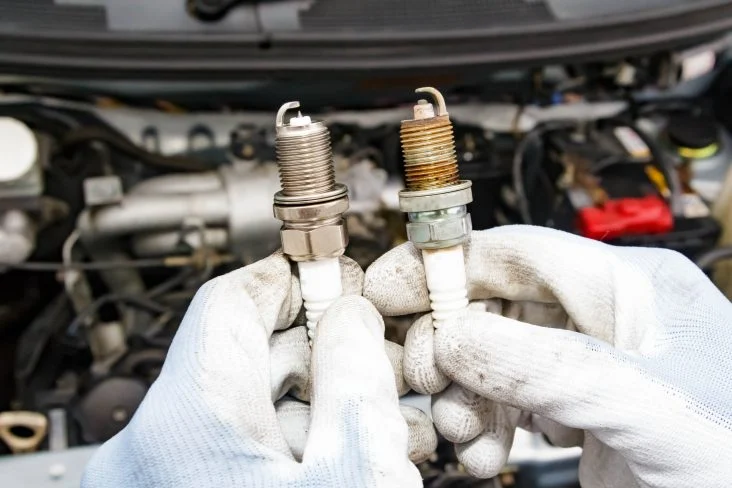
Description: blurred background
xmin=1 ymin=0 xmax=732 ymax=486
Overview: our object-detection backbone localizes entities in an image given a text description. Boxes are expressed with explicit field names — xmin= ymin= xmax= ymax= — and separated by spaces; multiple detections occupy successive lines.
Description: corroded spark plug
xmin=399 ymin=88 xmax=473 ymax=325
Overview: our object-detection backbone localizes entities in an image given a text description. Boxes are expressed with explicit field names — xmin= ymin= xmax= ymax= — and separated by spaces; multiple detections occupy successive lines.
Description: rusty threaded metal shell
xmin=400 ymin=115 xmax=459 ymax=191
xmin=276 ymin=122 xmax=336 ymax=198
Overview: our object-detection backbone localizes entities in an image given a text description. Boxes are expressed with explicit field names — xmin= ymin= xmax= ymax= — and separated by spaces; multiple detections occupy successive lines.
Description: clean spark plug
xmin=273 ymin=102 xmax=349 ymax=341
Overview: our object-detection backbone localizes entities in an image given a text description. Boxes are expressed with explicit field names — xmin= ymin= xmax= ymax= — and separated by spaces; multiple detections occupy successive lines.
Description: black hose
xmin=66 ymin=294 xmax=172 ymax=337
xmin=145 ymin=268 xmax=199 ymax=299
xmin=61 ymin=126 xmax=208 ymax=173
xmin=696 ymin=247 xmax=732 ymax=271
xmin=626 ymin=122 xmax=684 ymax=216
xmin=514 ymin=120 xmax=683 ymax=225
xmin=0 ymin=258 xmax=183 ymax=272
xmin=512 ymin=131 xmax=541 ymax=225
xmin=14 ymin=294 xmax=72 ymax=401
xmin=512 ymin=122 xmax=576 ymax=225
xmin=0 ymin=105 xmax=74 ymax=138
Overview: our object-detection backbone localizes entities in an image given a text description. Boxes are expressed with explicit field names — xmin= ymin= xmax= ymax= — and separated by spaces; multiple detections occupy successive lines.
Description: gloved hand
xmin=83 ymin=253 xmax=435 ymax=487
xmin=364 ymin=226 xmax=732 ymax=488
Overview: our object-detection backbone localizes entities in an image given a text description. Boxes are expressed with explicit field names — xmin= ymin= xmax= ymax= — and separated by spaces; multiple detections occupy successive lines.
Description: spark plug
xmin=399 ymin=88 xmax=472 ymax=326
xmin=273 ymin=102 xmax=349 ymax=341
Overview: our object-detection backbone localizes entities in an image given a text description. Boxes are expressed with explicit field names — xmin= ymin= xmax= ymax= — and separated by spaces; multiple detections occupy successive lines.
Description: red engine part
xmin=577 ymin=196 xmax=673 ymax=241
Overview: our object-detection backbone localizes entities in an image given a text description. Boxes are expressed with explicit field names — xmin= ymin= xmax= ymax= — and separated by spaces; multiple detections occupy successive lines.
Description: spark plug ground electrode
xmin=273 ymin=102 xmax=349 ymax=340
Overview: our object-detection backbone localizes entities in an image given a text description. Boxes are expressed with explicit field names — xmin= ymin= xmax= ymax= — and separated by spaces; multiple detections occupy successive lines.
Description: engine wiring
xmin=697 ymin=246 xmax=732 ymax=271
xmin=512 ymin=122 xmax=577 ymax=225
xmin=66 ymin=293 xmax=173 ymax=337
xmin=61 ymin=126 xmax=209 ymax=173
xmin=0 ymin=97 xmax=210 ymax=175
xmin=512 ymin=117 xmax=686 ymax=227
xmin=0 ymin=254 xmax=235 ymax=272
xmin=0 ymin=258 xmax=183 ymax=272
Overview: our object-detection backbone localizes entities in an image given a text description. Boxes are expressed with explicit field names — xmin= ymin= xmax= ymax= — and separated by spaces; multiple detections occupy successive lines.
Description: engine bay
xmin=2 ymin=47 xmax=732 ymax=487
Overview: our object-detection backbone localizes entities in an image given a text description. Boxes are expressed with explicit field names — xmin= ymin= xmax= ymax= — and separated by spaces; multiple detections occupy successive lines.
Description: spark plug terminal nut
xmin=399 ymin=87 xmax=473 ymax=250
xmin=273 ymin=102 xmax=349 ymax=262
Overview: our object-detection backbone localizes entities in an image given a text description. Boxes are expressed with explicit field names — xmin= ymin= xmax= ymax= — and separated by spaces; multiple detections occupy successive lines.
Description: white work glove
xmin=82 ymin=252 xmax=435 ymax=487
xmin=364 ymin=226 xmax=732 ymax=488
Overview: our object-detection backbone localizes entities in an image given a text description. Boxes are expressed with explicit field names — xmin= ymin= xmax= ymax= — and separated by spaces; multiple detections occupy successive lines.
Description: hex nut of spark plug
xmin=280 ymin=220 xmax=349 ymax=261
xmin=406 ymin=207 xmax=472 ymax=250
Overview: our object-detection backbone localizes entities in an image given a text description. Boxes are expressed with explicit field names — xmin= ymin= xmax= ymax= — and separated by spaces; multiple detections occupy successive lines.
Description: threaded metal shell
xmin=400 ymin=115 xmax=459 ymax=191
xmin=276 ymin=122 xmax=336 ymax=199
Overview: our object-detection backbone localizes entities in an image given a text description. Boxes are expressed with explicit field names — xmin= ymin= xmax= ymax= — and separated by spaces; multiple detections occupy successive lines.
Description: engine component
xmin=77 ymin=378 xmax=147 ymax=443
xmin=132 ymin=228 xmax=230 ymax=257
xmin=77 ymin=163 xmax=282 ymax=263
xmin=118 ymin=349 xmax=168 ymax=383
xmin=511 ymin=117 xmax=724 ymax=260
xmin=273 ymin=102 xmax=349 ymax=339
xmin=398 ymin=87 xmax=472 ymax=325
xmin=577 ymin=196 xmax=674 ymax=241
xmin=0 ymin=210 xmax=36 ymax=265
xmin=0 ymin=411 xmax=47 ymax=454
xmin=666 ymin=114 xmax=732 ymax=203
xmin=47 ymin=409 xmax=68 ymax=452
xmin=188 ymin=0 xmax=246 ymax=22
xmin=87 ymin=322 xmax=128 ymax=376
xmin=0 ymin=117 xmax=47 ymax=265
xmin=667 ymin=114 xmax=721 ymax=161
xmin=0 ymin=117 xmax=43 ymax=201
xmin=83 ymin=176 xmax=124 ymax=208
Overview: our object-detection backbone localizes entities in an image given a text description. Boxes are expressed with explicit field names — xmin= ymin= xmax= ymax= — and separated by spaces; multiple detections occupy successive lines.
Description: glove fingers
xmin=385 ymin=340 xmax=411 ymax=397
xmin=275 ymin=398 xmax=438 ymax=465
xmin=459 ymin=227 xmax=634 ymax=343
xmin=159 ymin=267 xmax=293 ymax=457
xmin=365 ymin=227 xmax=661 ymax=345
xmin=270 ymin=255 xmax=365 ymax=403
xmin=243 ymin=252 xmax=302 ymax=333
xmin=269 ymin=328 xmax=407 ymax=402
xmin=579 ymin=433 xmax=638 ymax=488
xmin=469 ymin=299 xmax=568 ymax=330
xmin=507 ymin=300 xmax=569 ymax=329
xmin=83 ymin=255 xmax=308 ymax=485
xmin=435 ymin=311 xmax=644 ymax=434
xmin=403 ymin=314 xmax=450 ymax=395
xmin=364 ymin=242 xmax=430 ymax=316
xmin=432 ymin=383 xmax=492 ymax=443
xmin=401 ymin=405 xmax=438 ymax=464
xmin=529 ymin=415 xmax=584 ymax=448
xmin=468 ymin=299 xmax=504 ymax=314
xmin=304 ymin=296 xmax=420 ymax=483
xmin=455 ymin=404 xmax=519 ymax=479
xmin=339 ymin=255 xmax=365 ymax=296
xmin=276 ymin=398 xmax=310 ymax=462
xmin=270 ymin=326 xmax=311 ymax=402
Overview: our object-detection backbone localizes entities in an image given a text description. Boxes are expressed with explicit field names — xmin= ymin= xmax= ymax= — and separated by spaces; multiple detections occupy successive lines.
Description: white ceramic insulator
xmin=422 ymin=245 xmax=469 ymax=327
xmin=413 ymin=100 xmax=436 ymax=120
xmin=289 ymin=113 xmax=313 ymax=127
xmin=297 ymin=257 xmax=343 ymax=341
